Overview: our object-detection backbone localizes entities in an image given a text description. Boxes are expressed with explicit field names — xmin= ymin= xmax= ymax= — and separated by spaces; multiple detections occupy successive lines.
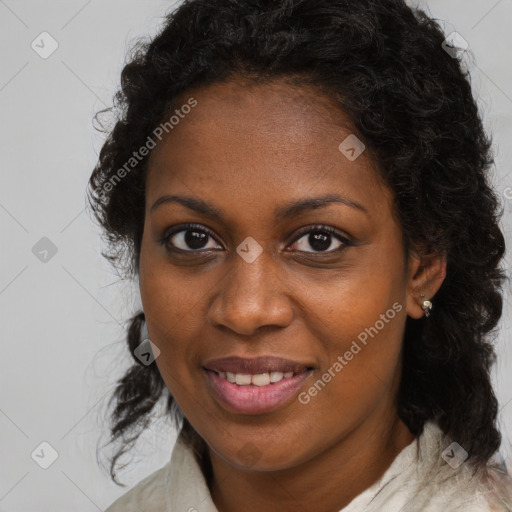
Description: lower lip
xmin=204 ymin=369 xmax=313 ymax=414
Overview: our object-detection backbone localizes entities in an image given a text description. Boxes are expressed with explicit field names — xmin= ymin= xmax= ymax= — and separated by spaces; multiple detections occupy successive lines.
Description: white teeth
xmin=216 ymin=370 xmax=297 ymax=386
xmin=251 ymin=373 xmax=271 ymax=386
xmin=270 ymin=371 xmax=284 ymax=382
xmin=235 ymin=374 xmax=252 ymax=385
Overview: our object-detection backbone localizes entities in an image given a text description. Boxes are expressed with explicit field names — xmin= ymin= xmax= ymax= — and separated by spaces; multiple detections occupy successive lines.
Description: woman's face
xmin=139 ymin=79 xmax=421 ymax=470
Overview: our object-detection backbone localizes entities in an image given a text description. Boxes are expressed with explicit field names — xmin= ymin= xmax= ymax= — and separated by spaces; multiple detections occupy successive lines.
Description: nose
xmin=207 ymin=248 xmax=294 ymax=336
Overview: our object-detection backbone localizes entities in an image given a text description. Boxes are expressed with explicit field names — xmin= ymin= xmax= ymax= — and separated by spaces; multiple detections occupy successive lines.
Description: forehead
xmin=146 ymin=79 xmax=390 ymax=221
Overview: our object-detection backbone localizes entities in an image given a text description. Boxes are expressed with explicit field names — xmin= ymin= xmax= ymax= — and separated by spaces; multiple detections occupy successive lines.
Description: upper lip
xmin=203 ymin=356 xmax=313 ymax=375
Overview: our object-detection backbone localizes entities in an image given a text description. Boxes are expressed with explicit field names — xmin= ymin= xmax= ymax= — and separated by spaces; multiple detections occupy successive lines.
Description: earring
xmin=420 ymin=294 xmax=433 ymax=317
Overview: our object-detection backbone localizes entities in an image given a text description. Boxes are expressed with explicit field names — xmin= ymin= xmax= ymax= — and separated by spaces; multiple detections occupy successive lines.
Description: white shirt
xmin=105 ymin=421 xmax=511 ymax=511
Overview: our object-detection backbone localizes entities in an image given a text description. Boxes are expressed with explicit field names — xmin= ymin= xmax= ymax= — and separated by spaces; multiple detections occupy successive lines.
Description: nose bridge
xmin=208 ymin=243 xmax=292 ymax=333
xmin=231 ymin=244 xmax=276 ymax=297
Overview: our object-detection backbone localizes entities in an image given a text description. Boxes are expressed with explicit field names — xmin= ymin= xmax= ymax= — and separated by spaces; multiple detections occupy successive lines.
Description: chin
xmin=209 ymin=438 xmax=307 ymax=472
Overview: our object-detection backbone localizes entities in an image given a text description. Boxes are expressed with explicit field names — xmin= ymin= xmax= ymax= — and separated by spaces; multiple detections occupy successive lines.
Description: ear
xmin=405 ymin=249 xmax=447 ymax=320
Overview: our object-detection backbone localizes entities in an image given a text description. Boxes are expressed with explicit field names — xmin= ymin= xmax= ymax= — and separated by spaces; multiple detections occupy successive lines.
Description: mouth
xmin=202 ymin=356 xmax=315 ymax=414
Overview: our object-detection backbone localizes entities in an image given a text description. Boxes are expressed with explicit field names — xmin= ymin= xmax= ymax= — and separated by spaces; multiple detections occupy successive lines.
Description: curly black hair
xmin=87 ymin=0 xmax=508 ymax=489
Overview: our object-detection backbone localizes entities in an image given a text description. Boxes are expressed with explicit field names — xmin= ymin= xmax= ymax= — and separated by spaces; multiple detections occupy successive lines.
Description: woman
xmin=88 ymin=0 xmax=512 ymax=510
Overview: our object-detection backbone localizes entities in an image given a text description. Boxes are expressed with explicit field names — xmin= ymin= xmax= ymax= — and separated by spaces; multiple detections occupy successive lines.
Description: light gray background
xmin=1 ymin=1 xmax=511 ymax=510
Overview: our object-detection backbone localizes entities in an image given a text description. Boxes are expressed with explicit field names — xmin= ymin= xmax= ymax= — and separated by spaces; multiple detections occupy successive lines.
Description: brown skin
xmin=139 ymin=79 xmax=447 ymax=512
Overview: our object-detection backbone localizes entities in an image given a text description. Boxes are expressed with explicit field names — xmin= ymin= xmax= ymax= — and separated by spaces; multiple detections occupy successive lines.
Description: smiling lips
xmin=203 ymin=356 xmax=314 ymax=414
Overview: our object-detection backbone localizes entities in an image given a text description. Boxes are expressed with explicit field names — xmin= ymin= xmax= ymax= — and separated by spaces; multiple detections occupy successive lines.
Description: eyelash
xmin=159 ymin=223 xmax=354 ymax=256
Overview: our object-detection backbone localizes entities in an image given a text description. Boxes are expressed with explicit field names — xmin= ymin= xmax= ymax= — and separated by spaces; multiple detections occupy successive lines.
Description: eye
xmin=288 ymin=225 xmax=353 ymax=254
xmin=161 ymin=223 xmax=222 ymax=252
xmin=160 ymin=223 xmax=353 ymax=255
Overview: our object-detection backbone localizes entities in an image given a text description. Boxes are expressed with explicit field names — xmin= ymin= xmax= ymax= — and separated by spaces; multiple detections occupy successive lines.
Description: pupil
xmin=185 ymin=230 xmax=208 ymax=249
xmin=310 ymin=232 xmax=330 ymax=251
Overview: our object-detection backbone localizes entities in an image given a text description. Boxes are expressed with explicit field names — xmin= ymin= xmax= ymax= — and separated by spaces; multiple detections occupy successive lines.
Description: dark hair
xmin=87 ymin=0 xmax=508 ymax=487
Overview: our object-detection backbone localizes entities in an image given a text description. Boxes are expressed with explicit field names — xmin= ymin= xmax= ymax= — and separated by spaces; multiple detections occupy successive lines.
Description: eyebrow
xmin=150 ymin=193 xmax=368 ymax=221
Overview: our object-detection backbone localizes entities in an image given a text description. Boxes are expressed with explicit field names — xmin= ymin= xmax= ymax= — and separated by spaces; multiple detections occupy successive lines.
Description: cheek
xmin=139 ymin=236 xmax=205 ymax=342
xmin=295 ymin=304 xmax=406 ymax=457
xmin=140 ymin=275 xmax=197 ymax=377
xmin=296 ymin=262 xmax=407 ymax=424
xmin=301 ymin=248 xmax=406 ymax=349
xmin=139 ymin=257 xmax=226 ymax=419
xmin=139 ymin=248 xmax=194 ymax=385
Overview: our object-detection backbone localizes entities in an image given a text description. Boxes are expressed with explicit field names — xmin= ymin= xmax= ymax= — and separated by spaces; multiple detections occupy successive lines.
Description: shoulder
xmin=362 ymin=421 xmax=512 ymax=512
xmin=103 ymin=436 xmax=216 ymax=512
xmin=104 ymin=461 xmax=170 ymax=512
xmin=408 ymin=422 xmax=512 ymax=512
